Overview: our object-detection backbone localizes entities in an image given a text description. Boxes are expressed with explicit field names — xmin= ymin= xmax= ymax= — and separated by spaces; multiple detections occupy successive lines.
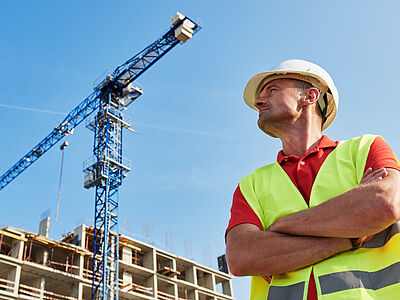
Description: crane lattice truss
xmin=0 ymin=13 xmax=201 ymax=300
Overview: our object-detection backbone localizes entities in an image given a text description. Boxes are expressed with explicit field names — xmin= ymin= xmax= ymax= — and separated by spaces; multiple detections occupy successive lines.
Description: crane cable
xmin=56 ymin=141 xmax=68 ymax=221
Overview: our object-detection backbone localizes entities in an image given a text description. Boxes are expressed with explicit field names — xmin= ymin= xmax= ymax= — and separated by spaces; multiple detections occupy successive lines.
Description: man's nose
xmin=254 ymin=97 xmax=267 ymax=110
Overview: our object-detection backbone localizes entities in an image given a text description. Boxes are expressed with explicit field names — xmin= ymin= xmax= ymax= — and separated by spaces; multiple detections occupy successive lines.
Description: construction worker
xmin=225 ymin=59 xmax=400 ymax=299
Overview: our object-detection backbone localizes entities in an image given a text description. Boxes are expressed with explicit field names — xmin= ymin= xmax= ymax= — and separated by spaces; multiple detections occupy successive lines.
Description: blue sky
xmin=1 ymin=1 xmax=399 ymax=299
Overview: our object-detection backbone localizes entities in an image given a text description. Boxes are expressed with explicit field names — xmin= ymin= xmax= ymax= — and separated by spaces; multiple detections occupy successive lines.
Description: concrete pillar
xmin=6 ymin=266 xmax=19 ymax=294
xmin=207 ymin=273 xmax=216 ymax=291
xmin=17 ymin=234 xmax=25 ymax=260
xmin=71 ymin=282 xmax=83 ymax=300
xmin=121 ymin=246 xmax=132 ymax=264
xmin=30 ymin=276 xmax=45 ymax=299
xmin=173 ymin=283 xmax=178 ymax=300
xmin=189 ymin=290 xmax=199 ymax=300
xmin=39 ymin=217 xmax=50 ymax=238
xmin=10 ymin=239 xmax=20 ymax=259
xmin=185 ymin=266 xmax=196 ymax=284
xmin=35 ymin=248 xmax=48 ymax=266
xmin=121 ymin=271 xmax=132 ymax=292
xmin=14 ymin=265 xmax=21 ymax=295
xmin=43 ymin=250 xmax=49 ymax=266
xmin=186 ymin=266 xmax=196 ymax=284
xmin=171 ymin=258 xmax=177 ymax=278
xmin=39 ymin=277 xmax=45 ymax=299
xmin=147 ymin=275 xmax=156 ymax=298
xmin=73 ymin=225 xmax=86 ymax=248
xmin=73 ymin=253 xmax=84 ymax=277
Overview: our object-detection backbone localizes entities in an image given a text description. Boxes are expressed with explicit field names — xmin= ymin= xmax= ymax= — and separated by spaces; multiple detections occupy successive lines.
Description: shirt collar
xmin=277 ymin=135 xmax=338 ymax=164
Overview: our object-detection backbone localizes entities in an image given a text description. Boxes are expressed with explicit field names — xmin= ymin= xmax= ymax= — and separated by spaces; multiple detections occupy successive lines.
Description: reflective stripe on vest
xmin=239 ymin=134 xmax=400 ymax=300
xmin=267 ymin=282 xmax=305 ymax=300
xmin=319 ymin=261 xmax=400 ymax=295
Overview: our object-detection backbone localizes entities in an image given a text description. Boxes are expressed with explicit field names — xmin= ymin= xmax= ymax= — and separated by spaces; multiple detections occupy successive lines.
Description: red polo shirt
xmin=226 ymin=135 xmax=400 ymax=300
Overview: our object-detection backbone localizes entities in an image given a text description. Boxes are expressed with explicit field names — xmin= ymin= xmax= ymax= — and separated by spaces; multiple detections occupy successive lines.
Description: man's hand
xmin=263 ymin=274 xmax=272 ymax=283
xmin=360 ymin=167 xmax=388 ymax=184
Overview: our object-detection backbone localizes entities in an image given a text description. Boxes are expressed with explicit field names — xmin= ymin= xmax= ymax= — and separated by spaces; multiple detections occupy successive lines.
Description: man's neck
xmin=279 ymin=126 xmax=323 ymax=158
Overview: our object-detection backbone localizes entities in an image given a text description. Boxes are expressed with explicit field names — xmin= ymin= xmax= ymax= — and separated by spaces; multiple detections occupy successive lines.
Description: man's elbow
xmin=378 ymin=186 xmax=400 ymax=222
xmin=379 ymin=169 xmax=400 ymax=221
xmin=225 ymin=224 xmax=271 ymax=276
xmin=226 ymin=248 xmax=248 ymax=276
xmin=383 ymin=199 xmax=400 ymax=222
xmin=227 ymin=261 xmax=244 ymax=277
xmin=226 ymin=246 xmax=277 ymax=276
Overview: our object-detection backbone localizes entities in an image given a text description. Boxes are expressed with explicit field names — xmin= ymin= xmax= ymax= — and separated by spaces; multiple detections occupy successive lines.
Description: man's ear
xmin=306 ymin=88 xmax=319 ymax=104
xmin=303 ymin=88 xmax=320 ymax=106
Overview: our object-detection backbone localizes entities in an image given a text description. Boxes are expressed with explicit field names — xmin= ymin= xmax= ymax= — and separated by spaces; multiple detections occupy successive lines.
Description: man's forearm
xmin=270 ymin=169 xmax=400 ymax=238
xmin=226 ymin=224 xmax=352 ymax=276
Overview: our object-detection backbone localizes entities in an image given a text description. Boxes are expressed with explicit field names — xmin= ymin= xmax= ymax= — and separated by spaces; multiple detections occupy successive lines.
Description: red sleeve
xmin=225 ymin=185 xmax=263 ymax=238
xmin=365 ymin=137 xmax=400 ymax=172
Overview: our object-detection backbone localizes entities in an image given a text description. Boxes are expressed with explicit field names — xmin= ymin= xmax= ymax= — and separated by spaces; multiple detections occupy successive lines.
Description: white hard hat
xmin=243 ymin=59 xmax=339 ymax=131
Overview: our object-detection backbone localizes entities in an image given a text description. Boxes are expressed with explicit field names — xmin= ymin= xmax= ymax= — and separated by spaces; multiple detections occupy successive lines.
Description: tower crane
xmin=0 ymin=12 xmax=201 ymax=299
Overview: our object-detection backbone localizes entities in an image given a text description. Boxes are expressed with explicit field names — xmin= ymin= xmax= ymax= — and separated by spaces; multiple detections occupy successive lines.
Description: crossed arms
xmin=225 ymin=168 xmax=400 ymax=277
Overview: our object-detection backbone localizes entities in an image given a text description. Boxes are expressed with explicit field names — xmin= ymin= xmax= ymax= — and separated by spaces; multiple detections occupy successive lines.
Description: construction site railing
xmin=47 ymin=260 xmax=80 ymax=275
xmin=19 ymin=283 xmax=78 ymax=300
xmin=118 ymin=278 xmax=153 ymax=296
xmin=158 ymin=290 xmax=175 ymax=300
xmin=0 ymin=278 xmax=15 ymax=293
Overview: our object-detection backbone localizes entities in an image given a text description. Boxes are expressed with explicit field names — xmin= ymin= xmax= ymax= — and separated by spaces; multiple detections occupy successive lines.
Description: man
xmin=225 ymin=59 xmax=400 ymax=299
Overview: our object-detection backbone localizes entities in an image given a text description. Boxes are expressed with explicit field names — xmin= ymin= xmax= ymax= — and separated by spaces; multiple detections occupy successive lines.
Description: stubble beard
xmin=257 ymin=112 xmax=294 ymax=138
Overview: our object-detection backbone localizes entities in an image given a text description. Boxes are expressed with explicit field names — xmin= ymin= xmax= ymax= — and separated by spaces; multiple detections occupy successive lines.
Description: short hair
xmin=291 ymin=79 xmax=324 ymax=120
xmin=292 ymin=79 xmax=313 ymax=91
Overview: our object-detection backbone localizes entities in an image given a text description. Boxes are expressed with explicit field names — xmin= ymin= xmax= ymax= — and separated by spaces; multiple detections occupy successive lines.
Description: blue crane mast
xmin=0 ymin=12 xmax=201 ymax=300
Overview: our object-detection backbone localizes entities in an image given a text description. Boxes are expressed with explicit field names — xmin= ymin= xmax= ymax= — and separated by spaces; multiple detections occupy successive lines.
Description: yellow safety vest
xmin=239 ymin=134 xmax=400 ymax=299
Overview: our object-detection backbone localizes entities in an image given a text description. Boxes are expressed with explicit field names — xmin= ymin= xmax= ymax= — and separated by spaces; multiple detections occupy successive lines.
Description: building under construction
xmin=0 ymin=221 xmax=234 ymax=300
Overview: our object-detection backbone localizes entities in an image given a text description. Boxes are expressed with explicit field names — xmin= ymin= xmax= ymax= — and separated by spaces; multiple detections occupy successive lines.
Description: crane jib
xmin=0 ymin=15 xmax=201 ymax=192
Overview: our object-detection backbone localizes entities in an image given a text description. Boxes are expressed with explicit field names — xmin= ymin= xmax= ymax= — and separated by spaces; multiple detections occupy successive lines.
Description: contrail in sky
xmin=0 ymin=103 xmax=65 ymax=116
xmin=134 ymin=123 xmax=242 ymax=141
xmin=0 ymin=103 xmax=243 ymax=141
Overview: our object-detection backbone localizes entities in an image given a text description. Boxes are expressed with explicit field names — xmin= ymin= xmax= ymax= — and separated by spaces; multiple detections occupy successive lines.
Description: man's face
xmin=255 ymin=78 xmax=303 ymax=136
